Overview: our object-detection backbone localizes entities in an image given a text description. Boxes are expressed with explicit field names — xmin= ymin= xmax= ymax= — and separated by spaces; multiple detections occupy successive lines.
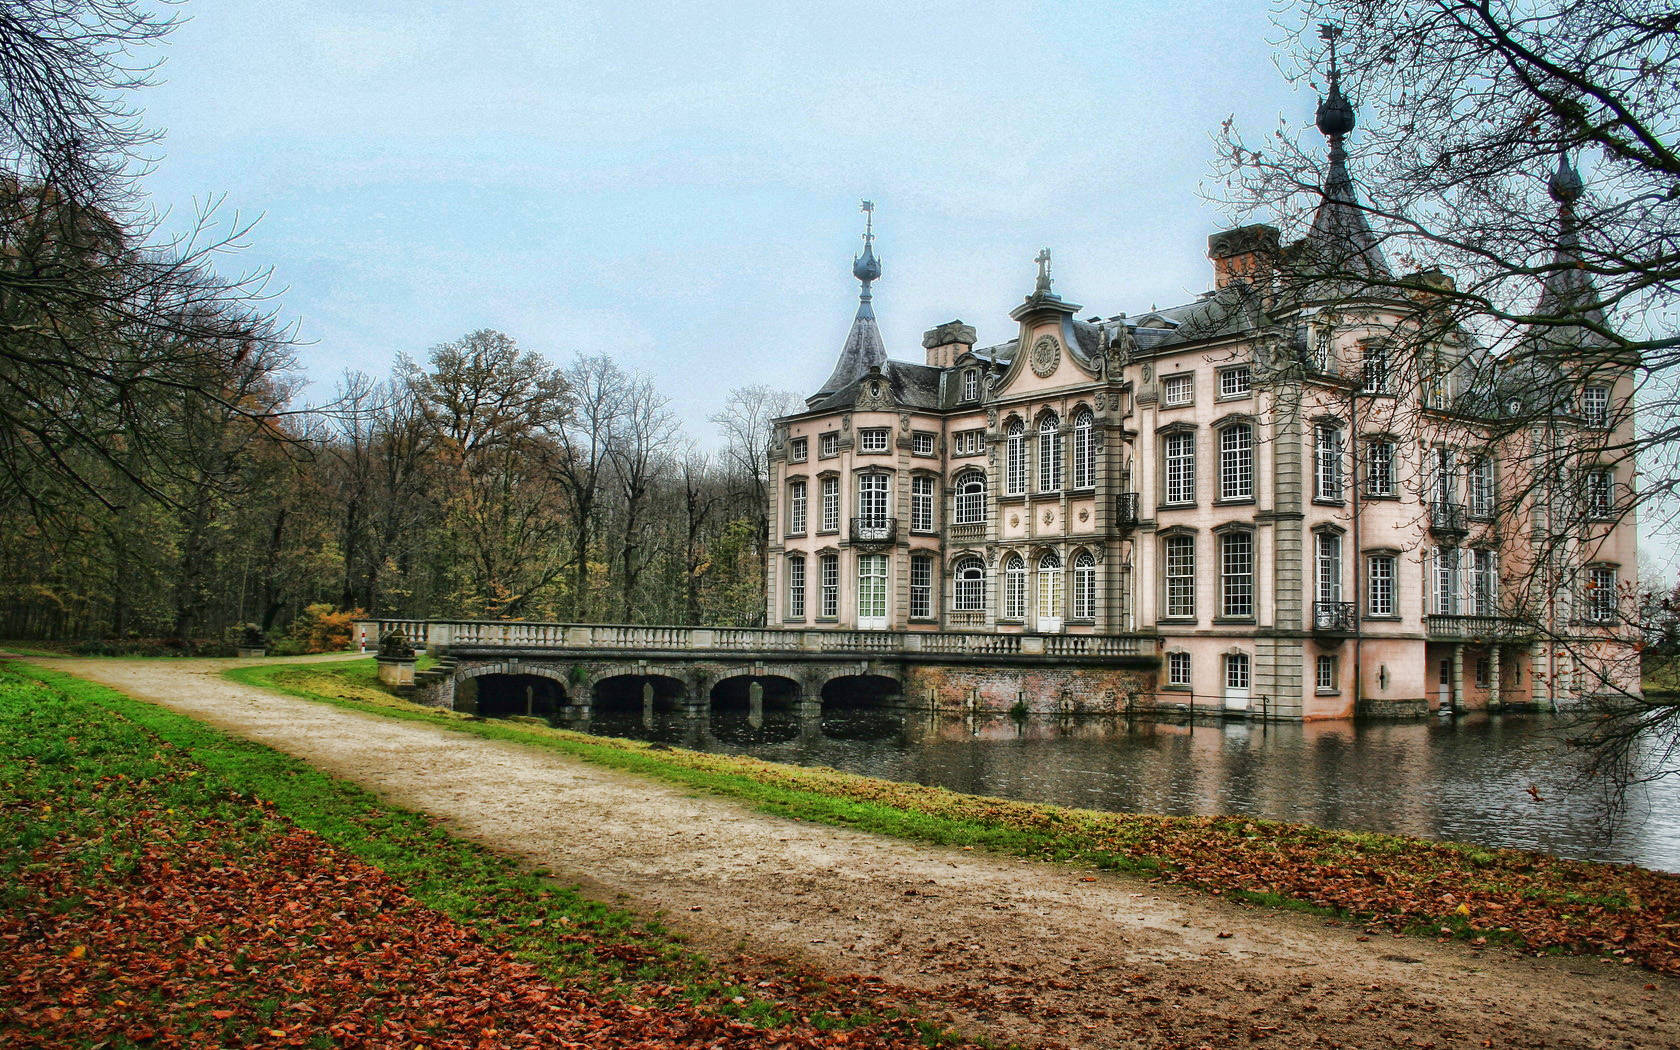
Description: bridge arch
xmin=710 ymin=673 xmax=802 ymax=710
xmin=591 ymin=672 xmax=687 ymax=713
xmin=820 ymin=673 xmax=903 ymax=708
xmin=453 ymin=662 xmax=571 ymax=720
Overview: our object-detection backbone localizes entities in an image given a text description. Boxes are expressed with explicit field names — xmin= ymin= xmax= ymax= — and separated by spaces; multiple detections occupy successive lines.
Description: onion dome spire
xmin=1536 ymin=153 xmax=1609 ymax=349
xmin=812 ymin=201 xmax=890 ymax=401
xmin=1306 ymin=23 xmax=1389 ymax=279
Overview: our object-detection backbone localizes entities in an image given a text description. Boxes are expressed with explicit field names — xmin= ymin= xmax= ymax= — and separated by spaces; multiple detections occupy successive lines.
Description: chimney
xmin=922 ymin=320 xmax=977 ymax=369
xmin=1207 ymin=224 xmax=1280 ymax=289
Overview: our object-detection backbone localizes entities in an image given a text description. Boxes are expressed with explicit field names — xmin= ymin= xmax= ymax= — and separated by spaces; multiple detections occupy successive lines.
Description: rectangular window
xmin=857 ymin=554 xmax=888 ymax=620
xmin=911 ymin=475 xmax=935 ymax=532
xmin=1219 ymin=424 xmax=1253 ymax=501
xmin=1583 ymin=385 xmax=1610 ymax=428
xmin=788 ymin=479 xmax=807 ymax=534
xmin=1218 ymin=366 xmax=1252 ymax=398
xmin=820 ymin=476 xmax=840 ymax=533
xmin=1165 ymin=535 xmax=1195 ymax=618
xmin=1312 ymin=325 xmax=1333 ymax=373
xmin=790 ymin=437 xmax=808 ymax=462
xmin=913 ymin=432 xmax=936 ymax=456
xmin=819 ymin=553 xmax=839 ymax=618
xmin=1005 ymin=425 xmax=1026 ymax=495
xmin=1316 ymin=654 xmax=1338 ymax=691
xmin=1315 ymin=425 xmax=1344 ymax=502
xmin=1473 ymin=549 xmax=1497 ymax=616
xmin=1225 ymin=653 xmax=1251 ymax=691
xmin=1468 ymin=456 xmax=1495 ymax=519
xmin=962 ymin=370 xmax=980 ymax=402
xmin=1433 ymin=547 xmax=1460 ymax=615
xmin=1475 ymin=657 xmax=1490 ymax=688
xmin=1316 ymin=532 xmax=1343 ymax=606
xmin=955 ymin=430 xmax=983 ymax=456
xmin=1361 ymin=344 xmax=1389 ymax=393
xmin=1167 ymin=651 xmax=1191 ymax=688
xmin=1162 ymin=372 xmax=1193 ymax=406
xmin=1164 ymin=431 xmax=1195 ymax=504
xmin=1367 ymin=554 xmax=1396 ymax=617
xmin=1586 ymin=468 xmax=1615 ymax=519
xmin=786 ymin=556 xmax=806 ymax=619
xmin=1586 ymin=565 xmax=1617 ymax=622
xmin=1072 ymin=416 xmax=1095 ymax=489
xmin=1037 ymin=420 xmax=1062 ymax=492
xmin=1220 ymin=531 xmax=1254 ymax=618
xmin=859 ymin=428 xmax=890 ymax=453
xmin=910 ymin=554 xmax=934 ymax=619
xmin=1365 ymin=440 xmax=1395 ymax=497
xmin=1430 ymin=448 xmax=1458 ymax=506
xmin=819 ymin=432 xmax=839 ymax=458
xmin=857 ymin=473 xmax=888 ymax=524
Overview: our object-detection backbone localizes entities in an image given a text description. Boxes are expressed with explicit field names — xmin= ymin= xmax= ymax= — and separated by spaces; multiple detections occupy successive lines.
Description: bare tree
xmin=606 ymin=371 xmax=678 ymax=622
xmin=548 ymin=353 xmax=628 ymax=621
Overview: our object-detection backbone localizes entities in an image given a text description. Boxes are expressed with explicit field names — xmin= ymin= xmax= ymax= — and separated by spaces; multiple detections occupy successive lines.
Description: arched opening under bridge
xmin=710 ymin=674 xmax=802 ymax=745
xmin=819 ymin=674 xmax=907 ymax=742
xmin=467 ymin=673 xmax=567 ymax=722
xmin=592 ymin=674 xmax=688 ymax=713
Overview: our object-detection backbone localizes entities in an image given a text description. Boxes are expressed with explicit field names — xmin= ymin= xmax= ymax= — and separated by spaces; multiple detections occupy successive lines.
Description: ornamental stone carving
xmin=1030 ymin=336 xmax=1060 ymax=378
xmin=841 ymin=415 xmax=851 ymax=431
xmin=1095 ymin=392 xmax=1106 ymax=411
xmin=899 ymin=412 xmax=911 ymax=431
xmin=986 ymin=409 xmax=997 ymax=428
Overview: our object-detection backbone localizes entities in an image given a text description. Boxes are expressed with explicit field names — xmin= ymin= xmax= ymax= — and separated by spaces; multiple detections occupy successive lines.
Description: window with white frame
xmin=1005 ymin=420 xmax=1026 ymax=495
xmin=910 ymin=554 xmax=934 ymax=619
xmin=1003 ymin=554 xmax=1026 ymax=620
xmin=790 ymin=437 xmax=808 ymax=462
xmin=1218 ymin=422 xmax=1253 ymax=501
xmin=857 ymin=553 xmax=888 ymax=620
xmin=1583 ymin=385 xmax=1610 ymax=428
xmin=786 ymin=555 xmax=806 ymax=619
xmin=1073 ymin=551 xmax=1096 ymax=620
xmin=1072 ymin=410 xmax=1095 ymax=489
xmin=1431 ymin=448 xmax=1458 ymax=507
xmin=913 ymin=432 xmax=936 ymax=456
xmin=1164 ymin=431 xmax=1195 ymax=504
xmin=1038 ymin=414 xmax=1063 ymax=492
xmin=1225 ymin=652 xmax=1251 ymax=691
xmin=961 ymin=369 xmax=980 ymax=402
xmin=819 ymin=476 xmax=840 ymax=532
xmin=1315 ymin=425 xmax=1344 ymax=502
xmin=788 ymin=479 xmax=806 ymax=534
xmin=1316 ymin=654 xmax=1338 ymax=692
xmin=1037 ymin=551 xmax=1064 ymax=620
xmin=1475 ymin=657 xmax=1490 ymax=688
xmin=954 ymin=470 xmax=986 ymax=525
xmin=819 ymin=432 xmax=839 ymax=458
xmin=859 ymin=428 xmax=890 ymax=454
xmin=1423 ymin=357 xmax=1452 ymax=408
xmin=1586 ymin=565 xmax=1617 ymax=622
xmin=819 ymin=553 xmax=839 ymax=618
xmin=1316 ymin=532 xmax=1343 ymax=608
xmin=1167 ymin=651 xmax=1192 ymax=688
xmin=954 ymin=430 xmax=983 ymax=456
xmin=1361 ymin=343 xmax=1389 ymax=393
xmin=1367 ymin=553 xmax=1396 ymax=617
xmin=1164 ymin=535 xmax=1195 ymax=618
xmin=1220 ymin=530 xmax=1255 ymax=618
xmin=1218 ymin=366 xmax=1252 ymax=398
xmin=1365 ymin=440 xmax=1395 ymax=497
xmin=1311 ymin=324 xmax=1333 ymax=373
xmin=1162 ymin=372 xmax=1193 ymax=406
xmin=1586 ymin=468 xmax=1615 ymax=519
xmin=1468 ymin=456 xmax=1495 ymax=519
xmin=1473 ymin=549 xmax=1497 ymax=616
xmin=1433 ymin=547 xmax=1460 ymax=615
xmin=911 ymin=475 xmax=935 ymax=532
xmin=954 ymin=556 xmax=987 ymax=613
xmin=857 ymin=472 xmax=889 ymax=525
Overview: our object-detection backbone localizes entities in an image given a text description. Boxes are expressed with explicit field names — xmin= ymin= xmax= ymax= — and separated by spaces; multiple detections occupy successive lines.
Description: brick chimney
xmin=922 ymin=320 xmax=977 ymax=369
xmin=1208 ymin=224 xmax=1280 ymax=289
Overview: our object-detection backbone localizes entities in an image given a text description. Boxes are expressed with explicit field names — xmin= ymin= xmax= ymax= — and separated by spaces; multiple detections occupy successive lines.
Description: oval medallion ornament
xmin=1030 ymin=336 xmax=1059 ymax=378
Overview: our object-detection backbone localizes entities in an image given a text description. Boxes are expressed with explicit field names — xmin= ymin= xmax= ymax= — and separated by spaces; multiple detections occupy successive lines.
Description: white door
xmin=857 ymin=554 xmax=889 ymax=630
xmin=1223 ymin=653 xmax=1251 ymax=711
xmin=1438 ymin=659 xmax=1453 ymax=711
xmin=1036 ymin=551 xmax=1064 ymax=633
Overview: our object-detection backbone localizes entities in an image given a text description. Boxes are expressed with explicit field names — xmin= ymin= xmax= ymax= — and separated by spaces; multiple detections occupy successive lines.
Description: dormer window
xmin=961 ymin=369 xmax=980 ymax=402
xmin=859 ymin=428 xmax=890 ymax=454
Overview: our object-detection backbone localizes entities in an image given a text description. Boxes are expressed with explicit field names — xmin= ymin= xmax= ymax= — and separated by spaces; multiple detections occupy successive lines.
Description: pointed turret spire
xmin=1535 ymin=153 xmax=1610 ymax=351
xmin=812 ymin=201 xmax=889 ymax=402
xmin=1305 ymin=24 xmax=1389 ymax=279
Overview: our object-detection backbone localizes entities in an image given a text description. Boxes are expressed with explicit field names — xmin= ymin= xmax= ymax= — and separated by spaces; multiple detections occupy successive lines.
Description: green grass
xmin=226 ymin=657 xmax=1680 ymax=976
xmin=0 ymin=662 xmax=973 ymax=1044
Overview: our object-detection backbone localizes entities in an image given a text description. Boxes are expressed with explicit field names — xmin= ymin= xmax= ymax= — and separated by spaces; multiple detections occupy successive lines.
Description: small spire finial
xmin=1034 ymin=247 xmax=1053 ymax=295
xmin=1315 ymin=23 xmax=1356 ymax=142
xmin=852 ymin=200 xmax=881 ymax=298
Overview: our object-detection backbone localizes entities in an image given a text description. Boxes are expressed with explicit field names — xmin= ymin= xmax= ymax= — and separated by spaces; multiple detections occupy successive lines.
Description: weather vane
xmin=1318 ymin=23 xmax=1342 ymax=79
xmin=860 ymin=200 xmax=875 ymax=245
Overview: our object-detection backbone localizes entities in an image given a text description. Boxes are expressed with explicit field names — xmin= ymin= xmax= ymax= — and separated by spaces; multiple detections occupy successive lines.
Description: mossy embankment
xmin=236 ymin=657 xmax=1680 ymax=976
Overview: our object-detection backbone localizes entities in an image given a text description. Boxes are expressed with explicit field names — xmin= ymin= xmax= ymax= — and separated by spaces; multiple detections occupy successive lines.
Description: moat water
xmin=564 ymin=704 xmax=1680 ymax=872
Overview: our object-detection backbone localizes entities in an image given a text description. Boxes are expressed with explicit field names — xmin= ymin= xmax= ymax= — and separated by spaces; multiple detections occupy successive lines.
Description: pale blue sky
xmin=139 ymin=0 xmax=1315 ymax=435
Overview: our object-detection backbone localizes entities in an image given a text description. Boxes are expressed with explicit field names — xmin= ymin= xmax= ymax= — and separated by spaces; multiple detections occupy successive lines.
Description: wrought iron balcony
xmin=1429 ymin=501 xmax=1468 ymax=534
xmin=1114 ymin=492 xmax=1139 ymax=530
xmin=1313 ymin=601 xmax=1357 ymax=634
xmin=850 ymin=516 xmax=897 ymax=544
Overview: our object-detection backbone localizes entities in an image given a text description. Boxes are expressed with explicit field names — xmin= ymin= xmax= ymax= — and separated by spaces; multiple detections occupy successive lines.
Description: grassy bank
xmin=235 ymin=658 xmax=1680 ymax=976
xmin=0 ymin=663 xmax=977 ymax=1048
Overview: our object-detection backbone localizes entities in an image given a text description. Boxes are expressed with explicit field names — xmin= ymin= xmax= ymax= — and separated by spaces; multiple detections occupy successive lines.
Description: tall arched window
xmin=1037 ymin=551 xmax=1063 ymax=620
xmin=1072 ymin=551 xmax=1096 ymax=620
xmin=1072 ymin=410 xmax=1095 ymax=489
xmin=953 ymin=556 xmax=986 ymax=612
xmin=1003 ymin=554 xmax=1026 ymax=620
xmin=1005 ymin=420 xmax=1025 ymax=495
xmin=1038 ymin=413 xmax=1062 ymax=492
xmin=954 ymin=470 xmax=987 ymax=525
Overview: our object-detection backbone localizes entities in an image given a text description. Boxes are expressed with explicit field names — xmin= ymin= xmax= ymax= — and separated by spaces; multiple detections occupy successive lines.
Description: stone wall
xmin=903 ymin=664 xmax=1153 ymax=715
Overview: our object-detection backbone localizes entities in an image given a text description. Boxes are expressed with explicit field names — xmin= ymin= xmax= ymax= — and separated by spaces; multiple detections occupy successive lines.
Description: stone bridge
xmin=355 ymin=620 xmax=1159 ymax=719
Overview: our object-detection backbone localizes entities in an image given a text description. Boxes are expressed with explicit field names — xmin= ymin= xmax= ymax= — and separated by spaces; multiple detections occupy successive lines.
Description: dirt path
xmin=28 ymin=655 xmax=1677 ymax=1049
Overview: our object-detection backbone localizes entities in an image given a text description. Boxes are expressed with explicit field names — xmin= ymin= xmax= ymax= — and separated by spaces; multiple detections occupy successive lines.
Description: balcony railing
xmin=1425 ymin=614 xmax=1538 ymax=642
xmin=1313 ymin=601 xmax=1357 ymax=633
xmin=949 ymin=522 xmax=986 ymax=544
xmin=1429 ymin=501 xmax=1468 ymax=533
xmin=850 ymin=516 xmax=897 ymax=544
xmin=1114 ymin=492 xmax=1139 ymax=530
